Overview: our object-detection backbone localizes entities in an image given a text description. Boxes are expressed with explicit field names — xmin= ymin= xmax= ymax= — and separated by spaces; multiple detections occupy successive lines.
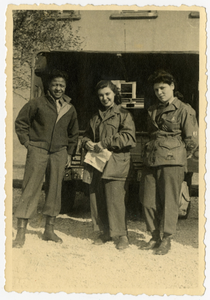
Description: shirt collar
xmin=47 ymin=91 xmax=72 ymax=104
xmin=111 ymin=103 xmax=121 ymax=114
xmin=98 ymin=103 xmax=120 ymax=120
xmin=99 ymin=103 xmax=114 ymax=113
xmin=157 ymin=97 xmax=180 ymax=109
xmin=170 ymin=97 xmax=181 ymax=108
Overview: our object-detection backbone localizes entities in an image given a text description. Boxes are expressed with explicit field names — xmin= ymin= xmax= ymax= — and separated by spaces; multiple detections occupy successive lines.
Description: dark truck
xmin=31 ymin=49 xmax=199 ymax=215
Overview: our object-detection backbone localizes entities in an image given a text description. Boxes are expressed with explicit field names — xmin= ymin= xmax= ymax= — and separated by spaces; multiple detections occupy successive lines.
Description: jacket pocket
xmin=158 ymin=138 xmax=181 ymax=150
xmin=105 ymin=119 xmax=119 ymax=137
xmin=106 ymin=121 xmax=118 ymax=129
xmin=102 ymin=152 xmax=130 ymax=179
xmin=164 ymin=119 xmax=180 ymax=131
xmin=106 ymin=115 xmax=120 ymax=129
xmin=156 ymin=137 xmax=185 ymax=163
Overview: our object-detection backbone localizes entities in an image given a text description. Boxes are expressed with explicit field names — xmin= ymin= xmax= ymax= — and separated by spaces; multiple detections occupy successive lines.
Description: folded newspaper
xmin=84 ymin=149 xmax=112 ymax=172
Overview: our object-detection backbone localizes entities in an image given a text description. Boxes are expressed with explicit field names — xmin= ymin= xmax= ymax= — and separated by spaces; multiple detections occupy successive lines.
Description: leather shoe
xmin=140 ymin=238 xmax=161 ymax=250
xmin=154 ymin=237 xmax=171 ymax=255
xmin=116 ymin=236 xmax=129 ymax=250
xmin=43 ymin=229 xmax=63 ymax=243
xmin=42 ymin=216 xmax=63 ymax=243
xmin=13 ymin=218 xmax=28 ymax=248
xmin=94 ymin=233 xmax=111 ymax=245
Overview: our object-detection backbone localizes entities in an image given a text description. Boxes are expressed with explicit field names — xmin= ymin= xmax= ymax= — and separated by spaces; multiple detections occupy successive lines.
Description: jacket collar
xmin=149 ymin=97 xmax=180 ymax=115
xmin=63 ymin=94 xmax=72 ymax=104
xmin=158 ymin=97 xmax=180 ymax=114
xmin=148 ymin=97 xmax=181 ymax=129
xmin=112 ymin=103 xmax=121 ymax=114
xmin=163 ymin=96 xmax=180 ymax=108
xmin=46 ymin=91 xmax=72 ymax=104
xmin=98 ymin=103 xmax=119 ymax=122
xmin=171 ymin=97 xmax=181 ymax=109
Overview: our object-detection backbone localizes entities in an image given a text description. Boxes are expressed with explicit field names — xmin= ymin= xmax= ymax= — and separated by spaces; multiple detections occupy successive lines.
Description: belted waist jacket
xmin=143 ymin=97 xmax=198 ymax=167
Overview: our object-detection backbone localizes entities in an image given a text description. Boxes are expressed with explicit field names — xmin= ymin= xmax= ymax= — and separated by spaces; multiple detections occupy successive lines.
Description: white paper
xmin=84 ymin=149 xmax=112 ymax=172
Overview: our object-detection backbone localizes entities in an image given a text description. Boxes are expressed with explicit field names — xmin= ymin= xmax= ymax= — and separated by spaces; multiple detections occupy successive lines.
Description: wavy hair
xmin=148 ymin=70 xmax=183 ymax=100
xmin=47 ymin=69 xmax=69 ymax=85
xmin=95 ymin=80 xmax=122 ymax=105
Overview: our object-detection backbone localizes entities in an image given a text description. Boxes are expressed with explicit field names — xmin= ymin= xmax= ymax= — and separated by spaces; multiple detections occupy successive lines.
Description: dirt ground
xmin=9 ymin=183 xmax=202 ymax=295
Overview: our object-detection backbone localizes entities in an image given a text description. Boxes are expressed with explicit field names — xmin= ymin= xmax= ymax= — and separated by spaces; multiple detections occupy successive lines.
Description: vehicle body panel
xmin=30 ymin=10 xmax=199 ymax=196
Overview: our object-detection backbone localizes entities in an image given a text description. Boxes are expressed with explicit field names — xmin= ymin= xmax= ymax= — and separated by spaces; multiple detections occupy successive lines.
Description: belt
xmin=151 ymin=132 xmax=181 ymax=138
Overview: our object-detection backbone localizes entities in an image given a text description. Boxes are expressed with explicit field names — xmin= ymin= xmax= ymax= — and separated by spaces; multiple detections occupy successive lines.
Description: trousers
xmin=89 ymin=169 xmax=128 ymax=237
xmin=14 ymin=145 xmax=67 ymax=219
xmin=140 ymin=165 xmax=185 ymax=235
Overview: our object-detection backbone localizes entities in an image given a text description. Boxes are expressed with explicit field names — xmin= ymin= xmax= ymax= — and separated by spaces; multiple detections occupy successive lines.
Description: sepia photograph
xmin=4 ymin=3 xmax=207 ymax=296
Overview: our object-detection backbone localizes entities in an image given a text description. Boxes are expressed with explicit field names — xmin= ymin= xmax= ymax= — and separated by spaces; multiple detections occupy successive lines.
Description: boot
xmin=42 ymin=216 xmax=63 ymax=243
xmin=116 ymin=236 xmax=129 ymax=250
xmin=140 ymin=230 xmax=161 ymax=250
xmin=13 ymin=218 xmax=28 ymax=248
xmin=94 ymin=232 xmax=111 ymax=245
xmin=154 ymin=234 xmax=171 ymax=255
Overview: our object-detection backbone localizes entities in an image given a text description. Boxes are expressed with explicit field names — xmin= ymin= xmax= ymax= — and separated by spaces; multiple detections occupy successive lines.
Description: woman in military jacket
xmin=82 ymin=80 xmax=136 ymax=250
xmin=140 ymin=70 xmax=198 ymax=255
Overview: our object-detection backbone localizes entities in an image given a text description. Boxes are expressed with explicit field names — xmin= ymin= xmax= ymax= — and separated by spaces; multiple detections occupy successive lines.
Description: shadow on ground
xmin=13 ymin=188 xmax=198 ymax=249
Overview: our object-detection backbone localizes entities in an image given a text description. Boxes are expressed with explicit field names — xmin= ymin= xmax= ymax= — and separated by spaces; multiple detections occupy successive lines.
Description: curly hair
xmin=148 ymin=70 xmax=175 ymax=86
xmin=95 ymin=80 xmax=121 ymax=105
xmin=148 ymin=70 xmax=183 ymax=101
xmin=47 ymin=69 xmax=69 ymax=85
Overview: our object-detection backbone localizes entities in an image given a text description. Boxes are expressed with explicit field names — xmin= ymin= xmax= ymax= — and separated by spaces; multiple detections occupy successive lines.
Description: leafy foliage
xmin=13 ymin=10 xmax=83 ymax=92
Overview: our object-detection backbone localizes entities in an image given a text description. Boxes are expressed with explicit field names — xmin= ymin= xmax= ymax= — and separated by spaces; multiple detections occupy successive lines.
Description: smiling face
xmin=153 ymin=82 xmax=175 ymax=104
xmin=48 ymin=77 xmax=66 ymax=99
xmin=98 ymin=87 xmax=115 ymax=108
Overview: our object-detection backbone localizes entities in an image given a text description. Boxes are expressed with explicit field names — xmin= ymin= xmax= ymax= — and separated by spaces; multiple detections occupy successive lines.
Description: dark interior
xmin=33 ymin=51 xmax=199 ymax=132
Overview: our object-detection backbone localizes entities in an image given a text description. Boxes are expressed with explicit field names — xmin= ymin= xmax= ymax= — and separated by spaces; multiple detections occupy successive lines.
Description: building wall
xmin=13 ymin=10 xmax=200 ymax=168
xmin=76 ymin=10 xmax=199 ymax=52
xmin=13 ymin=92 xmax=28 ymax=167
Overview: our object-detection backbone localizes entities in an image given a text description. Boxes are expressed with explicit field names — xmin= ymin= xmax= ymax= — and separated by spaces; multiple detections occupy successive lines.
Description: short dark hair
xmin=148 ymin=70 xmax=175 ymax=86
xmin=48 ymin=69 xmax=68 ymax=84
xmin=95 ymin=80 xmax=121 ymax=105
xmin=148 ymin=70 xmax=184 ymax=101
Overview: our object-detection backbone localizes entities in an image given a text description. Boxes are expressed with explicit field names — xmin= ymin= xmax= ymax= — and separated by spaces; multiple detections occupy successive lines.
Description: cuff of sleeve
xmin=82 ymin=138 xmax=91 ymax=148
xmin=101 ymin=140 xmax=107 ymax=149
xmin=67 ymin=149 xmax=74 ymax=156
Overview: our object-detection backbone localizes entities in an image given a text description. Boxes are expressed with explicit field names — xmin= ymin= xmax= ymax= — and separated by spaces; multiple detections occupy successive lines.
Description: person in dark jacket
xmin=82 ymin=80 xmax=136 ymax=250
xmin=139 ymin=70 xmax=198 ymax=255
xmin=13 ymin=70 xmax=79 ymax=248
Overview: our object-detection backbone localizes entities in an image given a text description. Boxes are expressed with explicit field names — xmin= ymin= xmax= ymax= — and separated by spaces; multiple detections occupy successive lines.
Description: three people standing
xmin=14 ymin=70 xmax=198 ymax=255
